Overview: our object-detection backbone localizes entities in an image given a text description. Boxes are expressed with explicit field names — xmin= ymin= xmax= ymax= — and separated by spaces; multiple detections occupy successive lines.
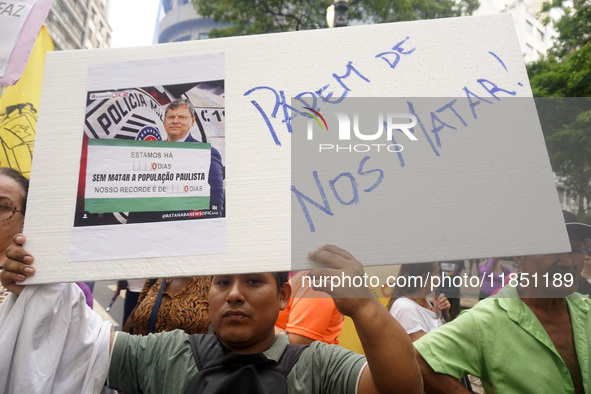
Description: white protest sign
xmin=24 ymin=14 xmax=569 ymax=283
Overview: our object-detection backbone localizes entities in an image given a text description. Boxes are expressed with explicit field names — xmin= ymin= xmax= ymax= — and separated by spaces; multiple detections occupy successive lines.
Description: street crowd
xmin=0 ymin=98 xmax=589 ymax=393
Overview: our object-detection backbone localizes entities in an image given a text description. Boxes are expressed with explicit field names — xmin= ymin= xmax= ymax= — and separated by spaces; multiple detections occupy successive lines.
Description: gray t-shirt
xmin=109 ymin=331 xmax=366 ymax=394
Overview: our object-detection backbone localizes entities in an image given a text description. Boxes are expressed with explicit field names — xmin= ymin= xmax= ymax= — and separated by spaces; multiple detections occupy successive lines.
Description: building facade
xmin=45 ymin=0 xmax=112 ymax=50
xmin=155 ymin=0 xmax=227 ymax=43
xmin=473 ymin=0 xmax=555 ymax=63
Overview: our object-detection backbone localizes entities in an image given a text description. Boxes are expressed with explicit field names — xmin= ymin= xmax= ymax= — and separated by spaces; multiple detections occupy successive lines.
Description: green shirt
xmin=414 ymin=286 xmax=591 ymax=393
xmin=109 ymin=331 xmax=366 ymax=394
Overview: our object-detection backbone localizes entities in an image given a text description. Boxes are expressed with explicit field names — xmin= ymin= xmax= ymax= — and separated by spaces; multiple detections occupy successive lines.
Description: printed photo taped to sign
xmin=69 ymin=53 xmax=226 ymax=262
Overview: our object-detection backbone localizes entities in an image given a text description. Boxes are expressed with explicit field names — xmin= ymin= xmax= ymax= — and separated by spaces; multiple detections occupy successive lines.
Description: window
xmin=537 ymin=28 xmax=544 ymax=42
xmin=198 ymin=32 xmax=209 ymax=40
xmin=526 ymin=20 xmax=533 ymax=34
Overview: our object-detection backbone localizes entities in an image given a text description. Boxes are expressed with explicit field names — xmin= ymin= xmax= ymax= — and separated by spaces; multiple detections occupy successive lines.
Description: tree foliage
xmin=192 ymin=0 xmax=479 ymax=38
xmin=544 ymin=103 xmax=591 ymax=212
xmin=527 ymin=1 xmax=591 ymax=213
xmin=540 ymin=0 xmax=591 ymax=57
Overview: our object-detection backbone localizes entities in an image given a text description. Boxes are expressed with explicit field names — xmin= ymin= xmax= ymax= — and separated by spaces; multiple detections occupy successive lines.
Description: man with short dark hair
xmin=414 ymin=211 xmax=591 ymax=393
xmin=1 ymin=242 xmax=423 ymax=393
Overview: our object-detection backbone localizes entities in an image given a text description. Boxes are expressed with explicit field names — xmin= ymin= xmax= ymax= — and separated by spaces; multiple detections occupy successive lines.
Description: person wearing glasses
xmin=0 ymin=168 xmax=27 ymax=255
xmin=0 ymin=168 xmax=28 ymax=305
xmin=0 ymin=167 xmax=28 ymax=305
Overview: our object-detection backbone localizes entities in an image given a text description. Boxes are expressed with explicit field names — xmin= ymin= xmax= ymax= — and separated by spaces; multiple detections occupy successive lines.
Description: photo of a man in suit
xmin=163 ymin=97 xmax=224 ymax=210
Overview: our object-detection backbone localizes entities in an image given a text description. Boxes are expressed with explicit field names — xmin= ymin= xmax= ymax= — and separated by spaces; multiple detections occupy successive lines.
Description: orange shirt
xmin=276 ymin=271 xmax=344 ymax=344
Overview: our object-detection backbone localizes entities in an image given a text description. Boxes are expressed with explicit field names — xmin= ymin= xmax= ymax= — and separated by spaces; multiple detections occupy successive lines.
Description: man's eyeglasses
xmin=0 ymin=200 xmax=23 ymax=221
xmin=166 ymin=115 xmax=190 ymax=121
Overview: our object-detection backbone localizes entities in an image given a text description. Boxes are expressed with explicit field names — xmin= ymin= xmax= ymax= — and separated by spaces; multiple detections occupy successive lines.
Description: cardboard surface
xmin=24 ymin=14 xmax=568 ymax=283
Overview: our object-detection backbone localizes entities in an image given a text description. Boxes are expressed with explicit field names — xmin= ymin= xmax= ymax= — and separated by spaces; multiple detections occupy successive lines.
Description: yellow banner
xmin=0 ymin=25 xmax=54 ymax=178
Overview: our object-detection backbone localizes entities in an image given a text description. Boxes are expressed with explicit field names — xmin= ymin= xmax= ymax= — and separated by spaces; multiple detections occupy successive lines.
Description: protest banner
xmin=0 ymin=25 xmax=53 ymax=177
xmin=23 ymin=14 xmax=568 ymax=284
